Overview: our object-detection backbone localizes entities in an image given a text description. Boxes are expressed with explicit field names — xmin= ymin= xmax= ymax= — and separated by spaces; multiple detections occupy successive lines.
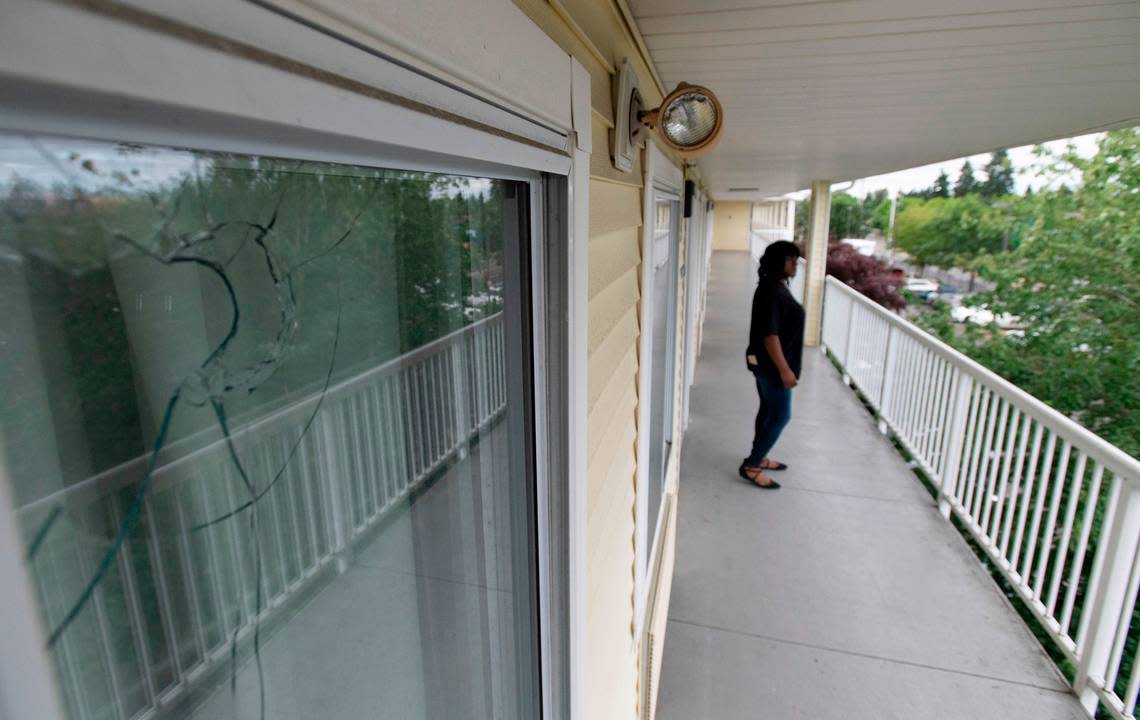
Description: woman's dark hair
xmin=758 ymin=240 xmax=802 ymax=282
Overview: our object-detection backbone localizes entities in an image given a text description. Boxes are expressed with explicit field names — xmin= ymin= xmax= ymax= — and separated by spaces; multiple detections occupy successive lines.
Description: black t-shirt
xmin=747 ymin=280 xmax=805 ymax=378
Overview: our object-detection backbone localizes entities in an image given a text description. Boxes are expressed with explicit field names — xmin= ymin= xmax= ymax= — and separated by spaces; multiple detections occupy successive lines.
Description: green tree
xmin=893 ymin=196 xmax=1005 ymax=269
xmin=928 ymin=129 xmax=1140 ymax=457
xmin=869 ymin=196 xmax=893 ymax=234
xmin=892 ymin=197 xmax=939 ymax=265
xmin=829 ymin=192 xmax=866 ymax=240
xmin=980 ymin=148 xmax=1015 ymax=199
xmin=954 ymin=160 xmax=978 ymax=197
xmin=862 ymin=189 xmax=888 ymax=216
xmin=933 ymin=170 xmax=951 ymax=198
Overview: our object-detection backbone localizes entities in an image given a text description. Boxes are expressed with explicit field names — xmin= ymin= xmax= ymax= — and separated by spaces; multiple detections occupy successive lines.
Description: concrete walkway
xmin=656 ymin=252 xmax=1085 ymax=720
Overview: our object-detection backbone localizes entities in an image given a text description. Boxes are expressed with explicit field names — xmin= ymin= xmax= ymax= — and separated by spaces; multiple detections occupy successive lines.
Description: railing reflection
xmin=18 ymin=314 xmax=507 ymax=720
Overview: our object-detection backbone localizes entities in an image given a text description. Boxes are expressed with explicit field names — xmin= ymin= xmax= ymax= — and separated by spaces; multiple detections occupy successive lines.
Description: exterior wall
xmin=586 ymin=176 xmax=642 ymax=719
xmin=511 ymin=3 xmax=695 ymax=718
xmin=711 ymin=201 xmax=752 ymax=251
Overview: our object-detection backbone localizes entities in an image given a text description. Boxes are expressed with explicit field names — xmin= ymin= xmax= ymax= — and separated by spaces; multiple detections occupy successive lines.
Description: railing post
xmin=446 ymin=341 xmax=466 ymax=459
xmin=1074 ymin=476 xmax=1140 ymax=715
xmin=936 ymin=371 xmax=974 ymax=519
xmin=818 ymin=278 xmax=830 ymax=357
xmin=841 ymin=291 xmax=856 ymax=383
xmin=877 ymin=324 xmax=897 ymax=434
xmin=319 ymin=410 xmax=351 ymax=574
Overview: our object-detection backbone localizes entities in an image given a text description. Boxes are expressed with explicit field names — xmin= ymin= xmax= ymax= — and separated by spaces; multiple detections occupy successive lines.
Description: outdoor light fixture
xmin=612 ymin=60 xmax=724 ymax=172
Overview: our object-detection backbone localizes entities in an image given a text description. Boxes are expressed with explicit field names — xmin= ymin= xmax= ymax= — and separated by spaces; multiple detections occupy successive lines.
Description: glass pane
xmin=646 ymin=198 xmax=678 ymax=564
xmin=0 ymin=134 xmax=537 ymax=720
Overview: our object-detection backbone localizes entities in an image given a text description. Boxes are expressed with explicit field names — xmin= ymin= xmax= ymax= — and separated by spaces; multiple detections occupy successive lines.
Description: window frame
xmin=681 ymin=185 xmax=709 ymax=430
xmin=0 ymin=2 xmax=581 ymax=718
xmin=634 ymin=142 xmax=685 ymax=627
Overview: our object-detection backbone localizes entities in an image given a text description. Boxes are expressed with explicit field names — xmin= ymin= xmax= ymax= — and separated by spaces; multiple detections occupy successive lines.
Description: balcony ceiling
xmin=626 ymin=0 xmax=1140 ymax=200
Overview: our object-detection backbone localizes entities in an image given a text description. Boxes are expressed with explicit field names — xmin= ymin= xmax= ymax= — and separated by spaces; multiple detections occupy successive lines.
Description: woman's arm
xmin=763 ymin=335 xmax=798 ymax=389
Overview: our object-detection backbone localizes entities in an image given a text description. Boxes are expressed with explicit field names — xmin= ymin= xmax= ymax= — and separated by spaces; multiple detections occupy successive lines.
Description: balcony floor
xmin=656 ymin=252 xmax=1085 ymax=720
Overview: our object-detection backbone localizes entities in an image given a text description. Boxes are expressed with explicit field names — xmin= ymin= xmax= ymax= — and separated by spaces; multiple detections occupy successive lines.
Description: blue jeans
xmin=746 ymin=369 xmax=792 ymax=466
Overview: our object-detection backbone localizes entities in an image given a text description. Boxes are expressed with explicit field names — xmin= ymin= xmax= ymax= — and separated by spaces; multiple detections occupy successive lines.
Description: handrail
xmin=16 ymin=312 xmax=505 ymax=516
xmin=822 ymin=275 xmax=1140 ymax=719
xmin=825 ymin=278 xmax=1140 ymax=481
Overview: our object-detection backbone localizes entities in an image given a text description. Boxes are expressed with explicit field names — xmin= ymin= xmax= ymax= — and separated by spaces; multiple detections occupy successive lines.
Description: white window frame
xmin=0 ymin=3 xmax=590 ymax=719
xmin=681 ymin=186 xmax=709 ymax=429
xmin=634 ymin=142 xmax=684 ymax=626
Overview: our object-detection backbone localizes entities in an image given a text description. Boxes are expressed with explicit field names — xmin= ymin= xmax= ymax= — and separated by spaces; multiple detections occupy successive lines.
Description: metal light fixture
xmin=612 ymin=60 xmax=724 ymax=172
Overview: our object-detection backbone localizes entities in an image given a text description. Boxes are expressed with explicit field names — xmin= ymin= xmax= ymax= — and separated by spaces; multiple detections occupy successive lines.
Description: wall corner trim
xmin=571 ymin=57 xmax=593 ymax=154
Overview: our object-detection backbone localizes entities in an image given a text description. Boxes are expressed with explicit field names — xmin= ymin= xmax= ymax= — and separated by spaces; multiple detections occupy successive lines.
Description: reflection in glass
xmin=0 ymin=134 xmax=537 ymax=720
xmin=646 ymin=198 xmax=679 ymax=567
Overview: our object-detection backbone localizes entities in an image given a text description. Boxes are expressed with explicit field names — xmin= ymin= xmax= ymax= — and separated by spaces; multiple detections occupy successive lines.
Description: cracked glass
xmin=0 ymin=133 xmax=538 ymax=720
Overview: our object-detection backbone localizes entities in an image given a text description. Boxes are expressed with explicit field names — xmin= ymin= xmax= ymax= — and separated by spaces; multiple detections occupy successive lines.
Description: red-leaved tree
xmin=826 ymin=243 xmax=905 ymax=311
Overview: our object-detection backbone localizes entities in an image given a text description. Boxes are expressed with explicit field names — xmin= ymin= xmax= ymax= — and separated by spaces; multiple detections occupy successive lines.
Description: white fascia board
xmin=0 ymin=0 xmax=571 ymax=173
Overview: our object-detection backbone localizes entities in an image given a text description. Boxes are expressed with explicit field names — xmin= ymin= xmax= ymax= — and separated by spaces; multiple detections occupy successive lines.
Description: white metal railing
xmin=822 ymin=277 xmax=1140 ymax=719
xmin=18 ymin=313 xmax=507 ymax=720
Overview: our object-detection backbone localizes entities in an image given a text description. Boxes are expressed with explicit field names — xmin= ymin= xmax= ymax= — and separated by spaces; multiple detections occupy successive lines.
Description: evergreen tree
xmin=933 ymin=170 xmax=951 ymax=198
xmin=828 ymin=192 xmax=866 ymax=240
xmin=953 ymin=160 xmax=977 ymax=197
xmin=980 ymin=148 xmax=1015 ymax=198
xmin=861 ymin=189 xmax=888 ymax=219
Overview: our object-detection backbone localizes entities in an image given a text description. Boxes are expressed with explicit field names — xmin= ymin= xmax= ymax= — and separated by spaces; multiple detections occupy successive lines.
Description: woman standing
xmin=741 ymin=241 xmax=805 ymax=489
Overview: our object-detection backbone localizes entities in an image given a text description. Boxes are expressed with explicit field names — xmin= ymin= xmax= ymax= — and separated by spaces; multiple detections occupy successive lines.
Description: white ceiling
xmin=627 ymin=0 xmax=1140 ymax=200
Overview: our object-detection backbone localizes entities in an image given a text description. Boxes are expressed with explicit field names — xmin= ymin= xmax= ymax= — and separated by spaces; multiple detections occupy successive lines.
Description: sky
xmin=0 ymin=135 xmax=201 ymax=192
xmin=0 ymin=134 xmax=500 ymax=199
xmin=790 ymin=132 xmax=1104 ymax=200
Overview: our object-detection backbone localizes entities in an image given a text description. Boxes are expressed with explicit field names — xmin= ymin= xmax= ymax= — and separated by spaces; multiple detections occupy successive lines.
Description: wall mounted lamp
xmin=612 ymin=60 xmax=724 ymax=172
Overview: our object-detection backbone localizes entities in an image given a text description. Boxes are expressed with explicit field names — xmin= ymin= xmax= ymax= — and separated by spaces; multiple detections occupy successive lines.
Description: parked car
xmin=904 ymin=278 xmax=939 ymax=296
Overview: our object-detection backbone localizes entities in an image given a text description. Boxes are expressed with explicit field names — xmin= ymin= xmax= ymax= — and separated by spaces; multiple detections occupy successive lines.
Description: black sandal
xmin=739 ymin=462 xmax=781 ymax=489
xmin=760 ymin=459 xmax=788 ymax=471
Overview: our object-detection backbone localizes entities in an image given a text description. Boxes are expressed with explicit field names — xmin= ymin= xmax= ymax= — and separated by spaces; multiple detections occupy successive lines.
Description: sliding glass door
xmin=0 ymin=133 xmax=541 ymax=720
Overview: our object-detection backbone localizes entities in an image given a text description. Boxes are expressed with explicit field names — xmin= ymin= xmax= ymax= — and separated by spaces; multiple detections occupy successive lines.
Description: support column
xmin=803 ymin=180 xmax=831 ymax=347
